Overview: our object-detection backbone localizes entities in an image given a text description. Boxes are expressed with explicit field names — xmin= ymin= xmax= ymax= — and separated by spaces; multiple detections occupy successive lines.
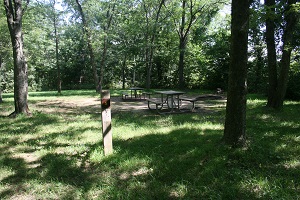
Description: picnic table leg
xmin=176 ymin=95 xmax=180 ymax=110
xmin=191 ymin=101 xmax=195 ymax=112
xmin=160 ymin=94 xmax=164 ymax=107
xmin=170 ymin=95 xmax=174 ymax=111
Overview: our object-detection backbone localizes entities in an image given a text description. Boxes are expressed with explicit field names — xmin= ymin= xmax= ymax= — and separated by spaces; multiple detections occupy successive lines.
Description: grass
xmin=0 ymin=90 xmax=299 ymax=199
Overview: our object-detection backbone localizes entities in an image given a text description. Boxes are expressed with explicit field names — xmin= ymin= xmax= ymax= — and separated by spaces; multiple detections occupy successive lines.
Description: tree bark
xmin=223 ymin=0 xmax=250 ymax=147
xmin=52 ymin=0 xmax=61 ymax=94
xmin=0 ymin=89 xmax=2 ymax=103
xmin=265 ymin=0 xmax=278 ymax=107
xmin=122 ymin=56 xmax=126 ymax=89
xmin=178 ymin=37 xmax=186 ymax=88
xmin=4 ymin=0 xmax=30 ymax=116
xmin=178 ymin=0 xmax=187 ymax=88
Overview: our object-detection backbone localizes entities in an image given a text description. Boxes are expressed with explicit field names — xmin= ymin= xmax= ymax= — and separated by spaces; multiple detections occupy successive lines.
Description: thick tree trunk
xmin=265 ymin=0 xmax=278 ymax=107
xmin=223 ymin=0 xmax=250 ymax=147
xmin=4 ymin=0 xmax=30 ymax=116
xmin=13 ymin=37 xmax=29 ymax=115
xmin=178 ymin=0 xmax=186 ymax=89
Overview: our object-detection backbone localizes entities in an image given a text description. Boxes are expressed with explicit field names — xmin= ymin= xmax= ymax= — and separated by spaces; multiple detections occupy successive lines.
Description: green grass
xmin=0 ymin=90 xmax=299 ymax=199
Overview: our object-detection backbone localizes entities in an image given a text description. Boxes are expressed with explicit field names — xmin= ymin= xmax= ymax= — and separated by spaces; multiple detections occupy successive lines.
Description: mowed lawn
xmin=0 ymin=90 xmax=299 ymax=199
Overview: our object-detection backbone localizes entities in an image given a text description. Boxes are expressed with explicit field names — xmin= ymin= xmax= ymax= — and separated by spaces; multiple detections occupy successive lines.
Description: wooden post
xmin=101 ymin=90 xmax=113 ymax=155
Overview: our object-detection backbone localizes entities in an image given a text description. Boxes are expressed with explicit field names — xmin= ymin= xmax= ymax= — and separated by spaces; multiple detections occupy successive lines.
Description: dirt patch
xmin=32 ymin=96 xmax=226 ymax=115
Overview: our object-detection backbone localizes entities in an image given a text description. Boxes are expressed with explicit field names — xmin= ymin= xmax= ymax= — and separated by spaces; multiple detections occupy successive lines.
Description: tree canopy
xmin=0 ymin=0 xmax=299 ymax=102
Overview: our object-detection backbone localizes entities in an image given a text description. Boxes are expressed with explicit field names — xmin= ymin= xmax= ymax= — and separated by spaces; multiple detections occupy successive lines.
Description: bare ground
xmin=32 ymin=96 xmax=227 ymax=115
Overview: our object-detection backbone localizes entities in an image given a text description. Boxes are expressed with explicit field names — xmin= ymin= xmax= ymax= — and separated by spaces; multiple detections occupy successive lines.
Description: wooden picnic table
xmin=147 ymin=90 xmax=185 ymax=113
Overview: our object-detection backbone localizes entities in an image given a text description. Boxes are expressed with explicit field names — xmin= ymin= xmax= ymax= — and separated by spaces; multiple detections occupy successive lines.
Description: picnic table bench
xmin=147 ymin=99 xmax=163 ymax=113
xmin=142 ymin=92 xmax=152 ymax=99
xmin=179 ymin=94 xmax=223 ymax=111
xmin=121 ymin=92 xmax=129 ymax=100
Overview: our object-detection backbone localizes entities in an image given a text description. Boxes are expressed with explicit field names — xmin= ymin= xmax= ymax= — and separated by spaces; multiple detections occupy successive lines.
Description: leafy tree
xmin=140 ymin=0 xmax=165 ymax=89
xmin=97 ymin=0 xmax=116 ymax=92
xmin=265 ymin=0 xmax=299 ymax=109
xmin=74 ymin=0 xmax=98 ymax=92
xmin=49 ymin=0 xmax=62 ymax=93
xmin=166 ymin=0 xmax=225 ymax=88
xmin=223 ymin=0 xmax=251 ymax=147
xmin=4 ymin=0 xmax=30 ymax=116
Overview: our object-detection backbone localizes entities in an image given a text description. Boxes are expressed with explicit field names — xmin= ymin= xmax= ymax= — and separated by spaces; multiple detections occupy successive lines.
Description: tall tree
xmin=265 ymin=0 xmax=278 ymax=106
xmin=97 ymin=1 xmax=115 ymax=92
xmin=75 ymin=0 xmax=98 ymax=92
xmin=142 ymin=0 xmax=165 ymax=89
xmin=168 ymin=0 xmax=224 ymax=88
xmin=4 ymin=0 xmax=30 ymax=116
xmin=265 ymin=0 xmax=299 ymax=109
xmin=53 ymin=0 xmax=61 ymax=93
xmin=223 ymin=0 xmax=251 ymax=146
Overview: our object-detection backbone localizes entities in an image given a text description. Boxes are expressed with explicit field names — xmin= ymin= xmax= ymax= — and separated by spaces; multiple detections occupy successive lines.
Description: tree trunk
xmin=122 ymin=56 xmax=126 ymax=89
xmin=4 ymin=0 xmax=30 ymax=116
xmin=145 ymin=47 xmax=151 ymax=89
xmin=265 ymin=0 xmax=278 ymax=107
xmin=178 ymin=0 xmax=187 ymax=89
xmin=0 ymin=89 xmax=2 ymax=103
xmin=223 ymin=0 xmax=250 ymax=147
xmin=251 ymin=26 xmax=264 ymax=92
xmin=53 ymin=3 xmax=61 ymax=94
xmin=178 ymin=38 xmax=185 ymax=88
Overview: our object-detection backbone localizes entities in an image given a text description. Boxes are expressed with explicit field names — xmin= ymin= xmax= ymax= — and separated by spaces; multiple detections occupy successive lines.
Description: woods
xmin=0 ymin=0 xmax=299 ymax=97
xmin=0 ymin=1 xmax=299 ymax=133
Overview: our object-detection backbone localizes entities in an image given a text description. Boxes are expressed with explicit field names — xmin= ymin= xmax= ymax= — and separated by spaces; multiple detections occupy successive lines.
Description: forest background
xmin=0 ymin=0 xmax=299 ymax=99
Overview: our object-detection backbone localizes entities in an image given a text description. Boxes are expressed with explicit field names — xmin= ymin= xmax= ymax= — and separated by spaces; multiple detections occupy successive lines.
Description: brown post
xmin=101 ymin=90 xmax=113 ymax=155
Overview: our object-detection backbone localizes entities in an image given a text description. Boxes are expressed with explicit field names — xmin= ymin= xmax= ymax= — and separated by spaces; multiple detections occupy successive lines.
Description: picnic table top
xmin=129 ymin=87 xmax=144 ymax=90
xmin=155 ymin=90 xmax=185 ymax=95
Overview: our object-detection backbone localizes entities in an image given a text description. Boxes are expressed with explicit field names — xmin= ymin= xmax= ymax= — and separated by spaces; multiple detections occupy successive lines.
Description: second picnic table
xmin=129 ymin=87 xmax=144 ymax=99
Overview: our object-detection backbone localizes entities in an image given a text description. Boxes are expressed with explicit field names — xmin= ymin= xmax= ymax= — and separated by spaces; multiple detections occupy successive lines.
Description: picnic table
xmin=147 ymin=90 xmax=185 ymax=113
xmin=122 ymin=87 xmax=144 ymax=100
xmin=129 ymin=87 xmax=144 ymax=99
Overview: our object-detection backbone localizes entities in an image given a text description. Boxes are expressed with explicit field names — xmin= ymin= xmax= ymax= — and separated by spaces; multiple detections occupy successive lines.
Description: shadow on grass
xmin=0 ymin=98 xmax=299 ymax=199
